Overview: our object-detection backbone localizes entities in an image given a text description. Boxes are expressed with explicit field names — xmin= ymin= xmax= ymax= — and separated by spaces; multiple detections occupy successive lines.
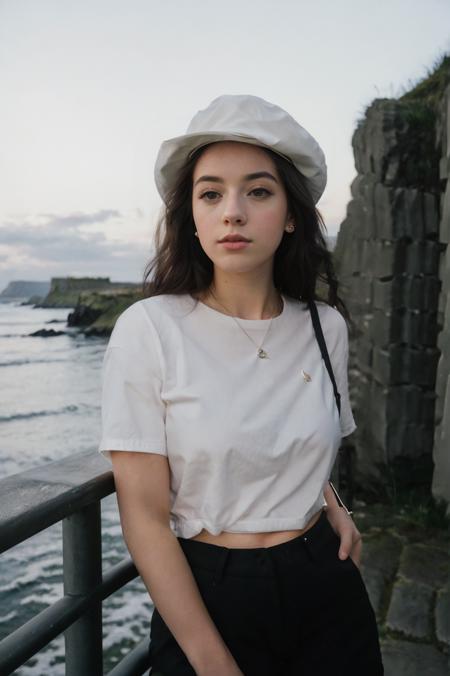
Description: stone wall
xmin=333 ymin=77 xmax=449 ymax=506
xmin=432 ymin=84 xmax=450 ymax=509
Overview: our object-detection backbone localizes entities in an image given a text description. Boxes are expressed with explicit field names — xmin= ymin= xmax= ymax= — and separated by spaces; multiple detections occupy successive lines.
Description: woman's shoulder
xmin=116 ymin=293 xmax=193 ymax=323
xmin=308 ymin=300 xmax=350 ymax=355
xmin=109 ymin=293 xmax=193 ymax=347
xmin=285 ymin=296 xmax=347 ymax=332
xmin=314 ymin=300 xmax=347 ymax=329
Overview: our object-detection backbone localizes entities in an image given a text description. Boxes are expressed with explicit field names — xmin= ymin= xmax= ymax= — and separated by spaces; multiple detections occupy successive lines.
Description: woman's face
xmin=191 ymin=141 xmax=293 ymax=276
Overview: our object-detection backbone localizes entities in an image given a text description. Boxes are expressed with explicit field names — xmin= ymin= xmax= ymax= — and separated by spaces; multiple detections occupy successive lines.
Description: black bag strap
xmin=307 ymin=300 xmax=341 ymax=417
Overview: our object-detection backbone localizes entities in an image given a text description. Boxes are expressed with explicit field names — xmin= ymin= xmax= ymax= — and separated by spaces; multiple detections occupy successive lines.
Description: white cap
xmin=154 ymin=94 xmax=327 ymax=205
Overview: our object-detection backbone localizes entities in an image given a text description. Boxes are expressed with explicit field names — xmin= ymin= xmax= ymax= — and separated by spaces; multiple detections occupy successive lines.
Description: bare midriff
xmin=188 ymin=507 xmax=325 ymax=549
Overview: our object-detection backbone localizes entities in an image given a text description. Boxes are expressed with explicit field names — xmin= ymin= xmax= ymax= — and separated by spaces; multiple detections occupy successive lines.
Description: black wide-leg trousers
xmin=148 ymin=509 xmax=384 ymax=675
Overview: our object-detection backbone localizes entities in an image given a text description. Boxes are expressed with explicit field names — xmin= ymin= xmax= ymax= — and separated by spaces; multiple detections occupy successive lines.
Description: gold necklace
xmin=208 ymin=292 xmax=283 ymax=359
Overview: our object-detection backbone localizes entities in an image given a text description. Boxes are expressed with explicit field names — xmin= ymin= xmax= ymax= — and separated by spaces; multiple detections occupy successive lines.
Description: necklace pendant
xmin=258 ymin=348 xmax=269 ymax=359
xmin=301 ymin=369 xmax=312 ymax=382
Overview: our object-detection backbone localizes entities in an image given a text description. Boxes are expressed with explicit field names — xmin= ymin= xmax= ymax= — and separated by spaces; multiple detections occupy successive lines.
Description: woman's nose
xmin=222 ymin=194 xmax=247 ymax=225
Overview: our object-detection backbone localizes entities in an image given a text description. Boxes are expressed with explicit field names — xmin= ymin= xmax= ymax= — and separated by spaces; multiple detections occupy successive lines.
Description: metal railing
xmin=0 ymin=450 xmax=152 ymax=676
xmin=0 ymin=445 xmax=353 ymax=675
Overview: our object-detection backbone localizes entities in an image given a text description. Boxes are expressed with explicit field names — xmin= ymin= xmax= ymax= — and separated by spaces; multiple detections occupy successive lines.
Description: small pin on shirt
xmin=301 ymin=369 xmax=312 ymax=382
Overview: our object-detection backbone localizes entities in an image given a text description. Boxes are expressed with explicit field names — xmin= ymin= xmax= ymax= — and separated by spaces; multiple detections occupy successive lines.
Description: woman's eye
xmin=250 ymin=187 xmax=271 ymax=198
xmin=199 ymin=188 xmax=271 ymax=201
xmin=199 ymin=190 xmax=220 ymax=200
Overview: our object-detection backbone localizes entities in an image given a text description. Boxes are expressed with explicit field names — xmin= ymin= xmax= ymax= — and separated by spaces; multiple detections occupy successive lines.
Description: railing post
xmin=63 ymin=502 xmax=103 ymax=676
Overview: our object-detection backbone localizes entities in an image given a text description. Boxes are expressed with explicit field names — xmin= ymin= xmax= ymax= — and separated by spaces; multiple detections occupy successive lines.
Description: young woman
xmin=99 ymin=94 xmax=384 ymax=676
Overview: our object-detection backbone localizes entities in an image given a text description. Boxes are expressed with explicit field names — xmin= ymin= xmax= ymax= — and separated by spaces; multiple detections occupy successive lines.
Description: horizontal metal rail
xmin=0 ymin=450 xmax=115 ymax=554
xmin=0 ymin=450 xmax=151 ymax=675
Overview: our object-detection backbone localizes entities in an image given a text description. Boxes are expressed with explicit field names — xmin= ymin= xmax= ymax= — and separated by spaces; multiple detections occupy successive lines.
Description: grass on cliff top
xmin=399 ymin=52 xmax=450 ymax=109
xmin=357 ymin=51 xmax=450 ymax=125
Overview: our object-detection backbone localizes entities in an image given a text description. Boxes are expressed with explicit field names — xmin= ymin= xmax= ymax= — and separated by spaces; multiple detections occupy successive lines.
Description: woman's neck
xmin=197 ymin=277 xmax=283 ymax=320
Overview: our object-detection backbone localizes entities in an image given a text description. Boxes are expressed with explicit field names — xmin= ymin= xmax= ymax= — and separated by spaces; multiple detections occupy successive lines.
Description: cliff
xmin=67 ymin=288 xmax=145 ymax=336
xmin=333 ymin=55 xmax=450 ymax=511
xmin=0 ymin=280 xmax=51 ymax=301
xmin=38 ymin=276 xmax=140 ymax=308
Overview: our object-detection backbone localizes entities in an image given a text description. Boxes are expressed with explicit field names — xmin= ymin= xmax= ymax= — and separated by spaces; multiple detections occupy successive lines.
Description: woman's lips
xmin=219 ymin=241 xmax=251 ymax=250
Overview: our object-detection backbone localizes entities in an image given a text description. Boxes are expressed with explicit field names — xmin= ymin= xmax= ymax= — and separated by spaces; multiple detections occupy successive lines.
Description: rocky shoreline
xmin=66 ymin=288 xmax=145 ymax=336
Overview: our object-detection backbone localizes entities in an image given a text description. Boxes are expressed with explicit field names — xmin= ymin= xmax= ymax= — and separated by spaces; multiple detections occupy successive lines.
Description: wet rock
xmin=29 ymin=328 xmax=66 ymax=337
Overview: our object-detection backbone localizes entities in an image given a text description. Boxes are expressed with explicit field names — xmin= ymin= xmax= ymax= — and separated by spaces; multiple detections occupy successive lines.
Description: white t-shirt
xmin=98 ymin=292 xmax=357 ymax=539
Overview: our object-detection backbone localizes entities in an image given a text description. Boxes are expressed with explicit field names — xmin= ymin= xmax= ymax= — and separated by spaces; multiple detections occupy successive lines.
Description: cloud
xmin=37 ymin=210 xmax=122 ymax=229
xmin=0 ymin=210 xmax=151 ymax=289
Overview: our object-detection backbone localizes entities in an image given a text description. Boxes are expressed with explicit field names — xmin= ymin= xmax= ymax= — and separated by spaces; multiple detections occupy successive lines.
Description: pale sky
xmin=1 ymin=0 xmax=449 ymax=292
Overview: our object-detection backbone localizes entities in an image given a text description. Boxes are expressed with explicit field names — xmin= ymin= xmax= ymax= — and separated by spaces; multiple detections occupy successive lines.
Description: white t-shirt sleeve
xmin=330 ymin=310 xmax=357 ymax=438
xmin=98 ymin=301 xmax=167 ymax=463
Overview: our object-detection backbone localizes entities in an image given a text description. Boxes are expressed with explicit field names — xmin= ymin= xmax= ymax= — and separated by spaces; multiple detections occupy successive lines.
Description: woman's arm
xmin=323 ymin=481 xmax=362 ymax=567
xmin=110 ymin=450 xmax=244 ymax=676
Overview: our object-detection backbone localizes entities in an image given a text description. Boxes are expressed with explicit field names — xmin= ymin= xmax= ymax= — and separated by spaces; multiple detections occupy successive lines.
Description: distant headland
xmin=0 ymin=276 xmax=144 ymax=336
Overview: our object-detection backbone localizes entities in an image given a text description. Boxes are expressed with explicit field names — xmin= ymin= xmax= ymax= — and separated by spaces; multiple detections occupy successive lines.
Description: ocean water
xmin=0 ymin=301 xmax=153 ymax=674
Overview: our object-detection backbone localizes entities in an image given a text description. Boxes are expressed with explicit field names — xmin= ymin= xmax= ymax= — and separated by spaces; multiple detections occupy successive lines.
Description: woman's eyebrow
xmin=194 ymin=171 xmax=278 ymax=187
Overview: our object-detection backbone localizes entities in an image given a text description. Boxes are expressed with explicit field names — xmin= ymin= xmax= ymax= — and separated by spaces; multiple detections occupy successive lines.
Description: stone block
xmin=373 ymin=240 xmax=407 ymax=278
xmin=440 ymin=252 xmax=450 ymax=295
xmin=386 ymin=579 xmax=433 ymax=639
xmin=373 ymin=277 xmax=394 ymax=310
xmin=435 ymin=588 xmax=449 ymax=647
xmin=354 ymin=435 xmax=388 ymax=479
xmin=370 ymin=413 xmax=427 ymax=457
xmin=356 ymin=337 xmax=373 ymax=373
xmin=403 ymin=189 xmax=425 ymax=239
xmin=360 ymin=238 xmax=375 ymax=273
xmin=372 ymin=345 xmax=440 ymax=387
xmin=369 ymin=308 xmax=439 ymax=346
xmin=387 ymin=385 xmax=435 ymax=426
xmin=346 ymin=274 xmax=373 ymax=312
xmin=408 ymin=275 xmax=441 ymax=311
xmin=386 ymin=423 xmax=434 ymax=458
xmin=405 ymin=240 xmax=441 ymax=275
xmin=360 ymin=534 xmax=403 ymax=620
xmin=399 ymin=543 xmax=448 ymax=589
xmin=374 ymin=184 xmax=405 ymax=239
xmin=367 ymin=308 xmax=404 ymax=347
xmin=433 ymin=361 xmax=449 ymax=424
xmin=400 ymin=309 xmax=438 ymax=346
xmin=360 ymin=533 xmax=403 ymax=576
xmin=423 ymin=191 xmax=440 ymax=237
xmin=347 ymin=236 xmax=365 ymax=271
xmin=371 ymin=384 xmax=422 ymax=429
xmin=361 ymin=568 xmax=387 ymax=620
xmin=440 ymin=188 xmax=450 ymax=243
xmin=373 ymin=275 xmax=441 ymax=312
xmin=346 ymin=199 xmax=367 ymax=237
xmin=381 ymin=639 xmax=449 ymax=676
xmin=374 ymin=186 xmax=428 ymax=240
xmin=358 ymin=275 xmax=373 ymax=307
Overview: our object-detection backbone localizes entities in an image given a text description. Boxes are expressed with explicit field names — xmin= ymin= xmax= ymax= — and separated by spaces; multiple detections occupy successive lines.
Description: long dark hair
xmin=142 ymin=143 xmax=352 ymax=326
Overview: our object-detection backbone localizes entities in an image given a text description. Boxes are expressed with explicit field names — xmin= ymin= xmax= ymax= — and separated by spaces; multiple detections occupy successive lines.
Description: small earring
xmin=285 ymin=224 xmax=295 ymax=233
xmin=194 ymin=230 xmax=199 ymax=237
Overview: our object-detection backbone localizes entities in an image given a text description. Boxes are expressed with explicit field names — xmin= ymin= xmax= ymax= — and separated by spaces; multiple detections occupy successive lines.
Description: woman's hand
xmin=325 ymin=505 xmax=362 ymax=568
